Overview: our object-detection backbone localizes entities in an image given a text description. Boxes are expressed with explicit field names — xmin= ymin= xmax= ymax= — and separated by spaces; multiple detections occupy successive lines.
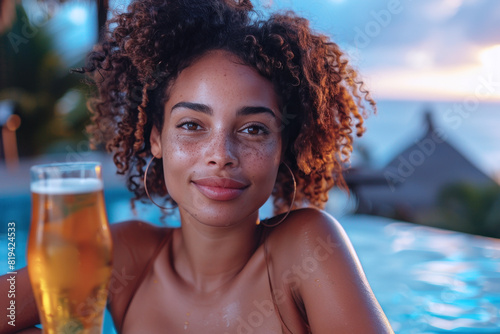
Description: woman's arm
xmin=0 ymin=268 xmax=40 ymax=334
xmin=276 ymin=209 xmax=394 ymax=333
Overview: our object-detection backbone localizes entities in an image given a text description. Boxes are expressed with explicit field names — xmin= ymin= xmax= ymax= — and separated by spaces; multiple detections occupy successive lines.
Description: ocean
xmin=354 ymin=99 xmax=500 ymax=181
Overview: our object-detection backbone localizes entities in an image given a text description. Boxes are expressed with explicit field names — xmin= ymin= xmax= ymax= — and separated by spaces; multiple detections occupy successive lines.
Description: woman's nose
xmin=206 ymin=132 xmax=239 ymax=168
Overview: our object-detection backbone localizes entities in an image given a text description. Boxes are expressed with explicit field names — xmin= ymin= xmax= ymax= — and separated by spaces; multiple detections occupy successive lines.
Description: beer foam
xmin=31 ymin=178 xmax=103 ymax=194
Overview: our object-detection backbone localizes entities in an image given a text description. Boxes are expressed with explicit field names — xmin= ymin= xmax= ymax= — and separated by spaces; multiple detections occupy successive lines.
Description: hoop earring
xmin=144 ymin=157 xmax=176 ymax=210
xmin=259 ymin=162 xmax=296 ymax=228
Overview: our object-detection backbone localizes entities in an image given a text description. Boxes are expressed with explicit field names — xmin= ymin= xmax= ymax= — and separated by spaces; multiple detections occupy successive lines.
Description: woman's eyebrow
xmin=171 ymin=103 xmax=276 ymax=118
xmin=237 ymin=106 xmax=276 ymax=118
xmin=171 ymin=102 xmax=213 ymax=115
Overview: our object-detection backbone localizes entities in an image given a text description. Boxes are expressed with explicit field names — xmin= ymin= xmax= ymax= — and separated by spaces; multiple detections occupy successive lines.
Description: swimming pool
xmin=341 ymin=215 xmax=500 ymax=334
xmin=1 ymin=191 xmax=499 ymax=333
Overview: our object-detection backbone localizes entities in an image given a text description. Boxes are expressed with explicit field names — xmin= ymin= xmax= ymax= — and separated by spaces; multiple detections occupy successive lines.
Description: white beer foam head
xmin=31 ymin=178 xmax=103 ymax=194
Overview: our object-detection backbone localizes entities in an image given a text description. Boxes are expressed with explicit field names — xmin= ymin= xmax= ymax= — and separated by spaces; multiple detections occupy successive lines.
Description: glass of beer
xmin=27 ymin=162 xmax=113 ymax=334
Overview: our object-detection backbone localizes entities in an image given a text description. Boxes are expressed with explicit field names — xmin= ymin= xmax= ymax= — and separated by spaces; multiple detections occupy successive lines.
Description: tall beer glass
xmin=27 ymin=162 xmax=113 ymax=334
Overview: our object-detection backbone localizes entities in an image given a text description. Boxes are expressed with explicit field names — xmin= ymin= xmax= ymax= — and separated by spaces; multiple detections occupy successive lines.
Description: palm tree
xmin=0 ymin=5 xmax=83 ymax=156
xmin=437 ymin=182 xmax=500 ymax=238
xmin=0 ymin=0 xmax=109 ymax=40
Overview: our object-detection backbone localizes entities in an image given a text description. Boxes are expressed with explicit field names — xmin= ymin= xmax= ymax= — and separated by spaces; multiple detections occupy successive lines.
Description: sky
xmin=22 ymin=0 xmax=500 ymax=102
xmin=253 ymin=0 xmax=500 ymax=101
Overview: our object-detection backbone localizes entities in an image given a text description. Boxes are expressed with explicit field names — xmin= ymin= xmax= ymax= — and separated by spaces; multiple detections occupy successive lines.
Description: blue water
xmin=1 ymin=192 xmax=499 ymax=333
xmin=341 ymin=215 xmax=500 ymax=334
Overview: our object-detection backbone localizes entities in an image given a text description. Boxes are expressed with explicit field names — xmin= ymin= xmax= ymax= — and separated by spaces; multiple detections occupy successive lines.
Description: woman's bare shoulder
xmin=266 ymin=208 xmax=393 ymax=333
xmin=110 ymin=219 xmax=169 ymax=234
xmin=266 ymin=207 xmax=364 ymax=291
xmin=110 ymin=220 xmax=173 ymax=267
xmin=110 ymin=220 xmax=170 ymax=243
xmin=107 ymin=220 xmax=174 ymax=329
xmin=267 ymin=208 xmax=345 ymax=251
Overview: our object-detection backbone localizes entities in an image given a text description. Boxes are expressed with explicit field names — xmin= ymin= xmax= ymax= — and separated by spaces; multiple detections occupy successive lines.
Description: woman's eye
xmin=242 ymin=125 xmax=269 ymax=135
xmin=179 ymin=122 xmax=201 ymax=131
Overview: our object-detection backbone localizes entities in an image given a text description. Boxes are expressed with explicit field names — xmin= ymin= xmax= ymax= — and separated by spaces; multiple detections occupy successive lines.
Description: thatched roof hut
xmin=347 ymin=111 xmax=498 ymax=224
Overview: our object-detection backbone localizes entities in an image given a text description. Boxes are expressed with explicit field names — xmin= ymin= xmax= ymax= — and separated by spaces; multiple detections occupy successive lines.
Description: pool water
xmin=341 ymin=215 xmax=500 ymax=334
xmin=1 ymin=192 xmax=499 ymax=333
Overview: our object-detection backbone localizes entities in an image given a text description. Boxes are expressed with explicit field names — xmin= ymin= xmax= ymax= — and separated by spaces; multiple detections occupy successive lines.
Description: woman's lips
xmin=192 ymin=177 xmax=249 ymax=201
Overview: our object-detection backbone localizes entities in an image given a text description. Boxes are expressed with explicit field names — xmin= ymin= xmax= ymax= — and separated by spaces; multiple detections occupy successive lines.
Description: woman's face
xmin=151 ymin=50 xmax=282 ymax=226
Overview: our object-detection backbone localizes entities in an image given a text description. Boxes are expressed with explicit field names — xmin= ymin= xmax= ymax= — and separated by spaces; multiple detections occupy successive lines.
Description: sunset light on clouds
xmin=255 ymin=0 xmax=500 ymax=101
xmin=344 ymin=0 xmax=500 ymax=101
xmin=367 ymin=44 xmax=500 ymax=101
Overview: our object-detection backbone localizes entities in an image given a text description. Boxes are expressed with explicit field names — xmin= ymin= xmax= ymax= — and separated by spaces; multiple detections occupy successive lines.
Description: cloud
xmin=279 ymin=0 xmax=500 ymax=69
xmin=269 ymin=0 xmax=500 ymax=100
xmin=419 ymin=0 xmax=464 ymax=21
xmin=450 ymin=0 xmax=500 ymax=46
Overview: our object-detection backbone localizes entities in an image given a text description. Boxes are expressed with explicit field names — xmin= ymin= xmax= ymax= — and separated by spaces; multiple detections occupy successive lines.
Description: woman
xmin=0 ymin=0 xmax=393 ymax=333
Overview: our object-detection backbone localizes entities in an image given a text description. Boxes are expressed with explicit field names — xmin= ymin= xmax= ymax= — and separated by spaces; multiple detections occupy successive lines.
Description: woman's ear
xmin=150 ymin=126 xmax=162 ymax=158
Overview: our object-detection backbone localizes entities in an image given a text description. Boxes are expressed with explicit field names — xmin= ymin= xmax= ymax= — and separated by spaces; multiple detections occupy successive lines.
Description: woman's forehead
xmin=165 ymin=50 xmax=281 ymax=116
xmin=174 ymin=50 xmax=260 ymax=88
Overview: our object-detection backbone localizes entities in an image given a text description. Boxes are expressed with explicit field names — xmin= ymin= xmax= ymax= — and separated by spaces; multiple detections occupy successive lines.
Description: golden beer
xmin=28 ymin=163 xmax=113 ymax=334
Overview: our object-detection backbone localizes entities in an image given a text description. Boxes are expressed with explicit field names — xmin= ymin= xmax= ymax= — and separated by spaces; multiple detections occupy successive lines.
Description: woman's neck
xmin=172 ymin=211 xmax=262 ymax=294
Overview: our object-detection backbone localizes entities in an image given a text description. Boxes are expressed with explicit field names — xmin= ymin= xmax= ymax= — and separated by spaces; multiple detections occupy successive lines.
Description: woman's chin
xmin=179 ymin=207 xmax=259 ymax=228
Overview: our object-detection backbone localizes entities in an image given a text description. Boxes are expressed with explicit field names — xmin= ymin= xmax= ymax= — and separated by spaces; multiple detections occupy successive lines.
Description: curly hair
xmin=80 ymin=0 xmax=375 ymax=215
